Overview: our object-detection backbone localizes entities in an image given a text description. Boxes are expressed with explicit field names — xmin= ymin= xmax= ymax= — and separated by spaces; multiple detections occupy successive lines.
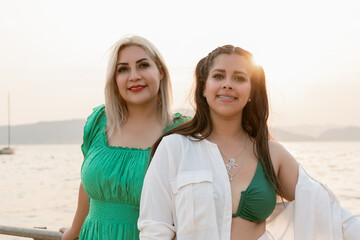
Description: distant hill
xmin=0 ymin=119 xmax=85 ymax=144
xmin=317 ymin=126 xmax=360 ymax=141
xmin=0 ymin=120 xmax=359 ymax=145
xmin=270 ymin=128 xmax=315 ymax=141
xmin=276 ymin=124 xmax=340 ymax=138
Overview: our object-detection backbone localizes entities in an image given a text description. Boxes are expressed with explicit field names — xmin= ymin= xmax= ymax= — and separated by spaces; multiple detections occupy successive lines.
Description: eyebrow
xmin=212 ymin=69 xmax=248 ymax=76
xmin=117 ymin=58 xmax=149 ymax=66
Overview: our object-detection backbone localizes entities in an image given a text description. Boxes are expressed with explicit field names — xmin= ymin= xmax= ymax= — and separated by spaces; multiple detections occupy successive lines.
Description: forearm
xmin=69 ymin=182 xmax=90 ymax=235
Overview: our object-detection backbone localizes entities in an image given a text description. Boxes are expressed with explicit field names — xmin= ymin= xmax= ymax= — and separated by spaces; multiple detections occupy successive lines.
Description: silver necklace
xmin=217 ymin=135 xmax=248 ymax=182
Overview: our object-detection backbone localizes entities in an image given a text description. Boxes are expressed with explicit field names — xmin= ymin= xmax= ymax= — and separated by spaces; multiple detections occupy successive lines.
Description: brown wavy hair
xmin=150 ymin=45 xmax=283 ymax=196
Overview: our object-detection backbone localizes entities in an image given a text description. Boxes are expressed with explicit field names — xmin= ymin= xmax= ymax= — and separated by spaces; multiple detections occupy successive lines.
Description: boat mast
xmin=8 ymin=92 xmax=10 ymax=148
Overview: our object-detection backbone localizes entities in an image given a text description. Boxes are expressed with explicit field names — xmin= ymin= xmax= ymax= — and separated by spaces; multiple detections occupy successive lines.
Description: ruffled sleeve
xmin=81 ymin=104 xmax=106 ymax=157
xmin=163 ymin=113 xmax=191 ymax=133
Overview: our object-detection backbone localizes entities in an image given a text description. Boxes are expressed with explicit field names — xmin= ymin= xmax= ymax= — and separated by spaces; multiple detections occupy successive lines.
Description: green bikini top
xmin=232 ymin=161 xmax=276 ymax=222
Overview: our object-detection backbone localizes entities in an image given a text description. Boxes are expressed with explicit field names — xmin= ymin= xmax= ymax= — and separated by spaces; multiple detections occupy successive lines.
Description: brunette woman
xmin=138 ymin=45 xmax=360 ymax=240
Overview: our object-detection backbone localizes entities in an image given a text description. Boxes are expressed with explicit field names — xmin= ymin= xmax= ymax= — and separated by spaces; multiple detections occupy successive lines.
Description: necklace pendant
xmin=226 ymin=159 xmax=235 ymax=171
xmin=226 ymin=158 xmax=238 ymax=172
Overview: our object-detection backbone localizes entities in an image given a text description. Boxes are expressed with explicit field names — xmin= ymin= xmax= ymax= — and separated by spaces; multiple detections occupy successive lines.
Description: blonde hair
xmin=104 ymin=35 xmax=173 ymax=137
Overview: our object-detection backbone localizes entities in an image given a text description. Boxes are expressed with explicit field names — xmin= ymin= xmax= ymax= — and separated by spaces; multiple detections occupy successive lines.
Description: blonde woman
xmin=60 ymin=35 xmax=189 ymax=240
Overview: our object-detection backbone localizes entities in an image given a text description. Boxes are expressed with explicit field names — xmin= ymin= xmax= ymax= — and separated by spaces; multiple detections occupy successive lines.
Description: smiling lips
xmin=128 ymin=84 xmax=146 ymax=92
xmin=217 ymin=94 xmax=237 ymax=101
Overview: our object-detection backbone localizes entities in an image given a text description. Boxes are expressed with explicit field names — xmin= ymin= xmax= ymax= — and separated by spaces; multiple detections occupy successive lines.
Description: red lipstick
xmin=128 ymin=84 xmax=146 ymax=92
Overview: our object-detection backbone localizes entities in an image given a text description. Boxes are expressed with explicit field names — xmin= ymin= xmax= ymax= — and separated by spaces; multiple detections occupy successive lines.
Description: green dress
xmin=79 ymin=105 xmax=189 ymax=240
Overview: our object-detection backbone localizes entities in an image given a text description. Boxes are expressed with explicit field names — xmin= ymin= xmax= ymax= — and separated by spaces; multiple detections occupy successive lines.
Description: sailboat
xmin=0 ymin=92 xmax=15 ymax=155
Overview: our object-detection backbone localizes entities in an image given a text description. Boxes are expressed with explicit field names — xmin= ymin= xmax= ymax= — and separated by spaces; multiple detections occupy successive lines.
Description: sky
xmin=1 ymin=0 xmax=360 ymax=128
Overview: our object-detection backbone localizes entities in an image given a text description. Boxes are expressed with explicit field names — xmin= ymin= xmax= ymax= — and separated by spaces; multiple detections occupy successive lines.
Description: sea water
xmin=0 ymin=142 xmax=359 ymax=239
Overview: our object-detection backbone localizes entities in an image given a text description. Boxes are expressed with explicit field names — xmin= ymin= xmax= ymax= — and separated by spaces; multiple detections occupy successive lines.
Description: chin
xmin=212 ymin=110 xmax=242 ymax=119
xmin=130 ymin=96 xmax=158 ymax=105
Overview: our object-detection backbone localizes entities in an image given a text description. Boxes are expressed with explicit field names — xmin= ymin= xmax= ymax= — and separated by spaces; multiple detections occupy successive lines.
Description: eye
xmin=139 ymin=62 xmax=150 ymax=68
xmin=234 ymin=75 xmax=246 ymax=82
xmin=213 ymin=73 xmax=224 ymax=80
xmin=117 ymin=66 xmax=128 ymax=73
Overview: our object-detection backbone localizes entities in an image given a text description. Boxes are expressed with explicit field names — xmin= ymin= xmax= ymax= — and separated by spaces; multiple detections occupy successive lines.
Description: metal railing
xmin=0 ymin=225 xmax=62 ymax=240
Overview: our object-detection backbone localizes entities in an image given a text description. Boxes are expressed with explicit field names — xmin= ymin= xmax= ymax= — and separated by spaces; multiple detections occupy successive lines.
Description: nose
xmin=129 ymin=69 xmax=141 ymax=81
xmin=222 ymin=77 xmax=233 ymax=89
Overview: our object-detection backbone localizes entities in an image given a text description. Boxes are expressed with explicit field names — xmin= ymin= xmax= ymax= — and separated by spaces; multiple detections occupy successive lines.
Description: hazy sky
xmin=1 ymin=0 xmax=359 ymax=127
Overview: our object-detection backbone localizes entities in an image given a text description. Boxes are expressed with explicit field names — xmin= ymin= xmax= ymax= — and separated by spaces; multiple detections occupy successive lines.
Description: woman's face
xmin=204 ymin=53 xmax=252 ymax=119
xmin=116 ymin=45 xmax=164 ymax=107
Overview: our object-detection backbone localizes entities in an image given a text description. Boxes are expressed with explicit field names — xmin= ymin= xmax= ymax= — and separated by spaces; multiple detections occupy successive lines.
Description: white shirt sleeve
xmin=267 ymin=165 xmax=360 ymax=240
xmin=341 ymin=203 xmax=360 ymax=239
xmin=138 ymin=138 xmax=176 ymax=240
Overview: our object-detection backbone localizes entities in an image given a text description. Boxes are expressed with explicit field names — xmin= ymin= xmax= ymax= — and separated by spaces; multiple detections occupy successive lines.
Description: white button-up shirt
xmin=138 ymin=134 xmax=360 ymax=240
xmin=138 ymin=134 xmax=232 ymax=240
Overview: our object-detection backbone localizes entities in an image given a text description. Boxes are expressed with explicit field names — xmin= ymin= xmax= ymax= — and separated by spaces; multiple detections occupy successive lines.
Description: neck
xmin=126 ymin=99 xmax=160 ymax=123
xmin=210 ymin=111 xmax=245 ymax=140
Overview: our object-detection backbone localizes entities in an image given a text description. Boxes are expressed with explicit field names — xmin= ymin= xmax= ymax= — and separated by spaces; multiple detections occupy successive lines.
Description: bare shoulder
xmin=268 ymin=140 xmax=288 ymax=155
xmin=268 ymin=140 xmax=298 ymax=173
xmin=269 ymin=140 xmax=299 ymax=200
xmin=268 ymin=140 xmax=291 ymax=162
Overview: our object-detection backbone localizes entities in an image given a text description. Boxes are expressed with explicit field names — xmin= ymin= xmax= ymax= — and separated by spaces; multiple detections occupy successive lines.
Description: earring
xmin=248 ymin=98 xmax=251 ymax=102
xmin=203 ymin=92 xmax=207 ymax=97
